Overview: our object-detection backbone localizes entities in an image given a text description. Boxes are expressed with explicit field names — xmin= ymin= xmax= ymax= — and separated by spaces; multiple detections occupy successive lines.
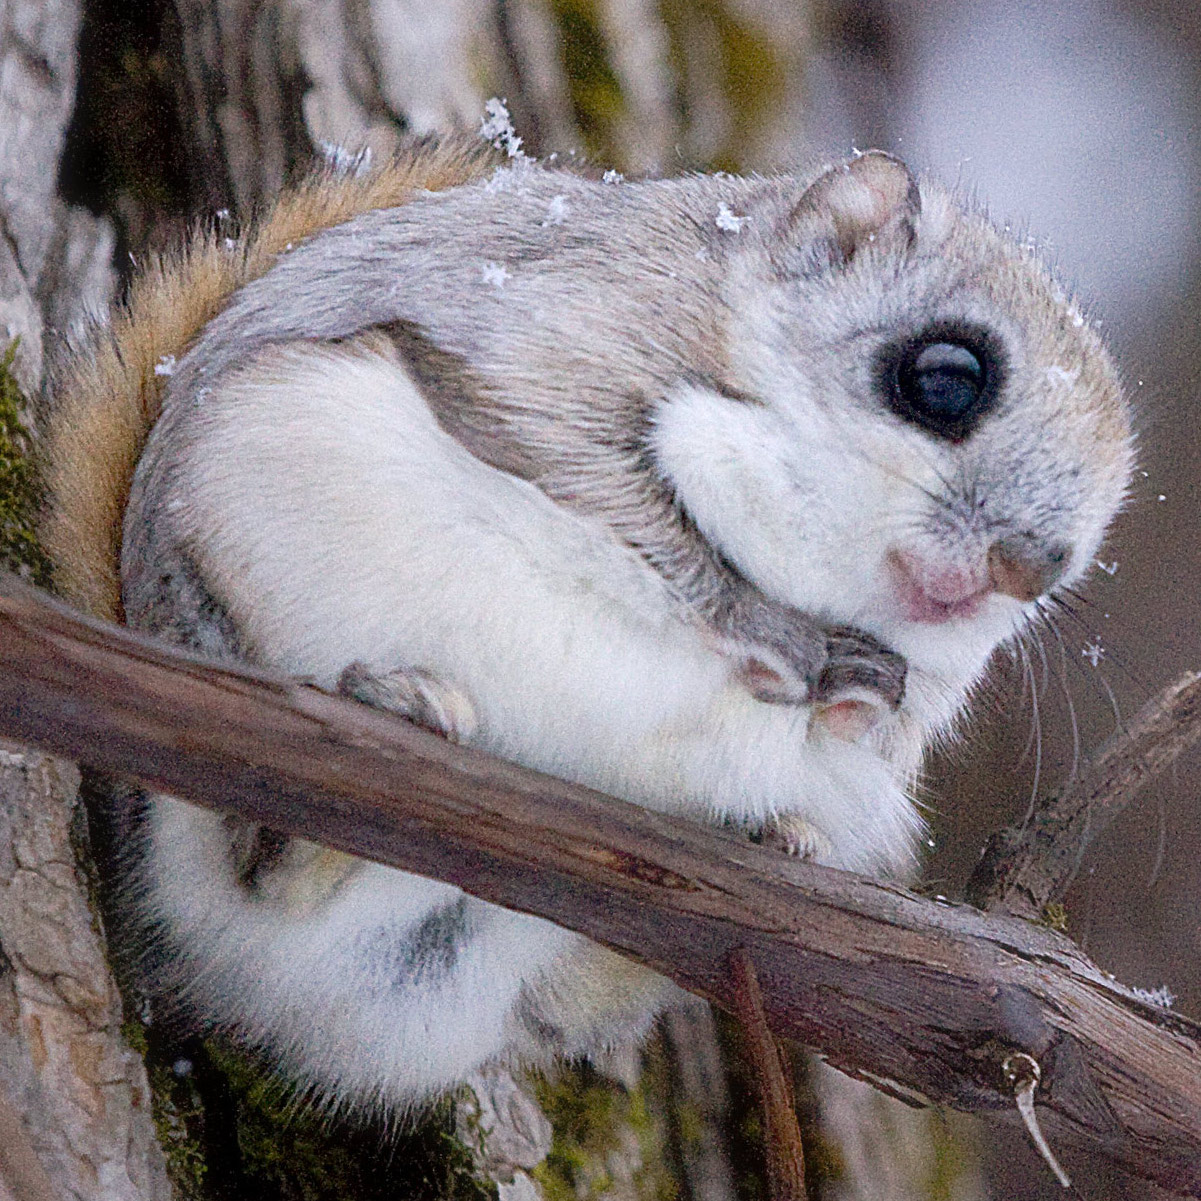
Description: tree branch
xmin=967 ymin=671 xmax=1201 ymax=918
xmin=728 ymin=948 xmax=808 ymax=1200
xmin=0 ymin=572 xmax=1199 ymax=1195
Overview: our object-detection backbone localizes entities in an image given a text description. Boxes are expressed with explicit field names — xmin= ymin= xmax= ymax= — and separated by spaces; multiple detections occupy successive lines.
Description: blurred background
xmin=11 ymin=0 xmax=1199 ymax=1197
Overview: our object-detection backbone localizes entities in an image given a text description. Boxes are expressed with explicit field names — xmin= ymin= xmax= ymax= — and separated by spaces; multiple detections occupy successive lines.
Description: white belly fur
xmin=135 ymin=337 xmax=921 ymax=1104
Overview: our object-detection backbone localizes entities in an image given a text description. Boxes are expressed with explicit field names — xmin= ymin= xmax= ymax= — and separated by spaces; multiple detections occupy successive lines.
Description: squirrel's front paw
xmin=808 ymin=625 xmax=907 ymax=741
xmin=337 ymin=662 xmax=477 ymax=742
xmin=718 ymin=593 xmax=827 ymax=706
xmin=719 ymin=592 xmax=907 ymax=737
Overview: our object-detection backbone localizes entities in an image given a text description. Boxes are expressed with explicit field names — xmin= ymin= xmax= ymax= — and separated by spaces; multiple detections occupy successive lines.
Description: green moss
xmin=532 ymin=1060 xmax=677 ymax=1201
xmin=658 ymin=1 xmax=786 ymax=172
xmin=152 ymin=1080 xmax=210 ymax=1199
xmin=114 ymin=1019 xmax=499 ymax=1201
xmin=120 ymin=1019 xmax=150 ymax=1058
xmin=546 ymin=0 xmax=627 ymax=165
xmin=139 ymin=1035 xmax=210 ymax=1200
xmin=201 ymin=1040 xmax=495 ymax=1201
xmin=672 ymin=1099 xmax=703 ymax=1147
xmin=924 ymin=1112 xmax=981 ymax=1201
xmin=0 ymin=341 xmax=52 ymax=586
xmin=1041 ymin=902 xmax=1069 ymax=932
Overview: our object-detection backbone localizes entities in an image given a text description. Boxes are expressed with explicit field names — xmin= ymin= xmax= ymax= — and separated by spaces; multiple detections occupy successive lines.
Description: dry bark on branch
xmin=728 ymin=948 xmax=808 ymax=1201
xmin=0 ymin=572 xmax=1198 ymax=1196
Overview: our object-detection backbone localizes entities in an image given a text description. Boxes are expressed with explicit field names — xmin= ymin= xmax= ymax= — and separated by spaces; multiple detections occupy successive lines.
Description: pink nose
xmin=889 ymin=537 xmax=1071 ymax=624
xmin=887 ymin=550 xmax=990 ymax=622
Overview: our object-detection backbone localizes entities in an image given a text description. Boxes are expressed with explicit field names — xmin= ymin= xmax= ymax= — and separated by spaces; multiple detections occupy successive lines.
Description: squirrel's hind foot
xmin=337 ymin=661 xmax=478 ymax=742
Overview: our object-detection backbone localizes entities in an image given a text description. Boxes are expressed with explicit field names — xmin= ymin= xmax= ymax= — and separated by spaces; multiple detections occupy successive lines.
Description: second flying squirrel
xmin=42 ymin=136 xmax=1132 ymax=1108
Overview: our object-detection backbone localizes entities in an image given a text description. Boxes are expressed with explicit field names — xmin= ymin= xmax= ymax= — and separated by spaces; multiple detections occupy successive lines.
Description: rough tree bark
xmin=0 ymin=3 xmax=173 ymax=1200
xmin=0 ymin=0 xmax=112 ymax=403
xmin=0 ymin=748 xmax=170 ymax=1201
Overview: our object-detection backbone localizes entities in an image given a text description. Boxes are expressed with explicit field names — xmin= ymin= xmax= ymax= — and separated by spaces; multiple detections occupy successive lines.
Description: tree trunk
xmin=0 ymin=2 xmax=169 ymax=1197
xmin=0 ymin=748 xmax=171 ymax=1201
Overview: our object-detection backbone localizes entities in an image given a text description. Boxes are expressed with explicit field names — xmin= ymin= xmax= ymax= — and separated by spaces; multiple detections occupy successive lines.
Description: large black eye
xmin=882 ymin=327 xmax=1001 ymax=441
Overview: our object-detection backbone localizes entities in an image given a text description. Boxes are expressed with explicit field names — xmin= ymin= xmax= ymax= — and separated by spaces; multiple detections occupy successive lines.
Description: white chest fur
xmin=162 ymin=336 xmax=923 ymax=875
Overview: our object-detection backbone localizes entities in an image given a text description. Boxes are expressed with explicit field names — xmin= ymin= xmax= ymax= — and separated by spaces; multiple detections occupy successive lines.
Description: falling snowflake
xmin=1046 ymin=364 xmax=1081 ymax=387
xmin=1131 ymin=984 xmax=1176 ymax=1009
xmin=602 ymin=169 xmax=624 ymax=184
xmin=1082 ymin=639 xmax=1105 ymax=667
xmin=318 ymin=142 xmax=373 ymax=176
xmin=1095 ymin=560 xmax=1118 ymax=575
xmin=479 ymin=98 xmax=524 ymax=158
xmin=542 ymin=195 xmax=569 ymax=226
xmin=483 ymin=162 xmax=532 ymax=194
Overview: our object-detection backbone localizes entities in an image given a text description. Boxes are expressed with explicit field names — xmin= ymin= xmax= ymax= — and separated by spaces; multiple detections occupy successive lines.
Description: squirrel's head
xmin=652 ymin=152 xmax=1133 ymax=724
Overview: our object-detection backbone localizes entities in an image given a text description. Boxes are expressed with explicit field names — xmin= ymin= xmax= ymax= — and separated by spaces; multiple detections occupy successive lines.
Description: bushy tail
xmin=41 ymin=137 xmax=500 ymax=622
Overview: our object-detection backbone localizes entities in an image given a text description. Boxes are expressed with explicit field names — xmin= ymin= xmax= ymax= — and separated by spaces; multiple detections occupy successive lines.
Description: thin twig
xmin=967 ymin=671 xmax=1201 ymax=918
xmin=728 ymin=948 xmax=807 ymax=1201
xmin=1002 ymin=1054 xmax=1071 ymax=1190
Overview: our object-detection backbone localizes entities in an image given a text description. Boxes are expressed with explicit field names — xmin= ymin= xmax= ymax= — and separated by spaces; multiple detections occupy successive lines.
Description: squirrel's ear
xmin=779 ymin=151 xmax=920 ymax=272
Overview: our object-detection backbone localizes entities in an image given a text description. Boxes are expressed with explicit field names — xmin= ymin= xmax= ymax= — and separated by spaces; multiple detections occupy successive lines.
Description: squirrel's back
xmin=40 ymin=136 xmax=501 ymax=623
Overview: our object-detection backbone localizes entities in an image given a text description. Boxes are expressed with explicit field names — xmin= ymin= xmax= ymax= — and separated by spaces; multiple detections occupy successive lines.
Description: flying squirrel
xmin=40 ymin=134 xmax=1132 ymax=1109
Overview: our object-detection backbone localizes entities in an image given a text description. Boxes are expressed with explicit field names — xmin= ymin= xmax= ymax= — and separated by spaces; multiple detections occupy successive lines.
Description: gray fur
xmin=125 ymin=164 xmax=906 ymax=704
